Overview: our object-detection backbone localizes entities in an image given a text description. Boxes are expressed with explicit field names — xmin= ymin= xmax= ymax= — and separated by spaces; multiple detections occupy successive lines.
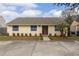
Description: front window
xmin=71 ymin=31 xmax=75 ymax=35
xmin=12 ymin=26 xmax=19 ymax=31
xmin=31 ymin=25 xmax=37 ymax=31
xmin=55 ymin=25 xmax=60 ymax=31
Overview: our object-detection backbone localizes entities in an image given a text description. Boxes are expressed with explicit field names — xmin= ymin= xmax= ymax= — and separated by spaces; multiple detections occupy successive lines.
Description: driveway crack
xmin=31 ymin=41 xmax=38 ymax=56
xmin=58 ymin=41 xmax=75 ymax=56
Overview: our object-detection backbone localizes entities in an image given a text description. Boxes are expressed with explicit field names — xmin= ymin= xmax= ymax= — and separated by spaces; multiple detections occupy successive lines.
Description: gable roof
xmin=7 ymin=17 xmax=65 ymax=25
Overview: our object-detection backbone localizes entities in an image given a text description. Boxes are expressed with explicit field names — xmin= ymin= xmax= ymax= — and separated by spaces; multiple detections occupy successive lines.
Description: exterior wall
xmin=70 ymin=21 xmax=79 ymax=32
xmin=7 ymin=25 xmax=61 ymax=36
xmin=7 ymin=25 xmax=42 ymax=36
xmin=48 ymin=25 xmax=61 ymax=36
xmin=7 ymin=26 xmax=13 ymax=36
xmin=48 ymin=25 xmax=55 ymax=36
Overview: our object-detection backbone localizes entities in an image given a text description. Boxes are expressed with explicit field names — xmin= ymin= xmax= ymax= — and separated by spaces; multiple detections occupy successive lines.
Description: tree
xmin=55 ymin=3 xmax=79 ymax=17
xmin=55 ymin=3 xmax=79 ymax=10
xmin=55 ymin=3 xmax=78 ymax=37
xmin=58 ymin=23 xmax=67 ymax=37
xmin=65 ymin=14 xmax=73 ymax=36
xmin=0 ymin=16 xmax=5 ymax=28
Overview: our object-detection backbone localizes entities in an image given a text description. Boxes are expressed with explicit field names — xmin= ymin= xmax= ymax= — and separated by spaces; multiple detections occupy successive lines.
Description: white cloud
xmin=1 ymin=9 xmax=63 ymax=23
xmin=0 ymin=11 xmax=19 ymax=22
xmin=0 ymin=4 xmax=7 ymax=12
xmin=20 ymin=10 xmax=42 ymax=17
xmin=0 ymin=3 xmax=38 ymax=12
xmin=3 ymin=3 xmax=38 ymax=9
xmin=0 ymin=9 xmax=42 ymax=22
xmin=20 ymin=3 xmax=38 ymax=8
xmin=0 ymin=3 xmax=63 ymax=23
xmin=0 ymin=3 xmax=39 ymax=22
xmin=43 ymin=9 xmax=62 ymax=17
xmin=53 ymin=10 xmax=62 ymax=17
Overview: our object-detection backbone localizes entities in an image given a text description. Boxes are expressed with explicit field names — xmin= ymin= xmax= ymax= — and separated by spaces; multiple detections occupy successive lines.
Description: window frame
xmin=55 ymin=25 xmax=60 ymax=31
xmin=31 ymin=25 xmax=37 ymax=31
xmin=12 ymin=25 xmax=19 ymax=31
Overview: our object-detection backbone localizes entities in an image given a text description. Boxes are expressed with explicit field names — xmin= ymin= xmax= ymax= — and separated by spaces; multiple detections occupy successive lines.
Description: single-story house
xmin=70 ymin=20 xmax=79 ymax=36
xmin=7 ymin=17 xmax=67 ymax=36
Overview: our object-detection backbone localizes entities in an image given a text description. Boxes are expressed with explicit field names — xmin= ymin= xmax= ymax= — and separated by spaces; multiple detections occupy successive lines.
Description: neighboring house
xmin=70 ymin=20 xmax=79 ymax=36
xmin=7 ymin=17 xmax=66 ymax=36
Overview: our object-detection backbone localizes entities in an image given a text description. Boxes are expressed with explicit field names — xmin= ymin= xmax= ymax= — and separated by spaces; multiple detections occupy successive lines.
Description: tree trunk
xmin=61 ymin=31 xmax=63 ymax=37
xmin=60 ymin=28 xmax=64 ymax=37
xmin=68 ymin=27 xmax=71 ymax=37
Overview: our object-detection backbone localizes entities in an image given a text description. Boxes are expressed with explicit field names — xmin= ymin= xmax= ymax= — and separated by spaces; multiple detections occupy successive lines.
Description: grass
xmin=0 ymin=36 xmax=79 ymax=41
xmin=0 ymin=36 xmax=43 ymax=41
xmin=49 ymin=36 xmax=79 ymax=41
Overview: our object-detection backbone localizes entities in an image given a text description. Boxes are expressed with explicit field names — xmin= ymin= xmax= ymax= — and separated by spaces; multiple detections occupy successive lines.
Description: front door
xmin=42 ymin=26 xmax=48 ymax=35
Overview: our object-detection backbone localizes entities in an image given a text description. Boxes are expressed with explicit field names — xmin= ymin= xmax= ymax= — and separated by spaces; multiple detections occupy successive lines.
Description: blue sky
xmin=36 ymin=3 xmax=65 ymax=12
xmin=0 ymin=3 xmax=66 ymax=22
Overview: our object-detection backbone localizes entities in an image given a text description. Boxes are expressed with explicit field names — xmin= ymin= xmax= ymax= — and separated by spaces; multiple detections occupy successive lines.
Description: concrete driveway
xmin=0 ymin=40 xmax=79 ymax=56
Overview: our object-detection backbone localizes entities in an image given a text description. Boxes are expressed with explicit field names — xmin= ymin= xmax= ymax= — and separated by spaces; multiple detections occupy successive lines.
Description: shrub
xmin=39 ymin=33 xmax=43 ymax=40
xmin=48 ymin=33 xmax=52 ymax=37
xmin=35 ymin=33 xmax=37 ymax=37
xmin=29 ymin=33 xmax=32 ymax=37
xmin=48 ymin=33 xmax=53 ymax=40
xmin=54 ymin=33 xmax=57 ymax=37
xmin=21 ymin=33 xmax=23 ymax=37
xmin=39 ymin=33 xmax=42 ymax=37
xmin=17 ymin=33 xmax=19 ymax=36
xmin=60 ymin=33 xmax=65 ymax=37
xmin=25 ymin=33 xmax=28 ymax=37
xmin=13 ymin=33 xmax=15 ymax=36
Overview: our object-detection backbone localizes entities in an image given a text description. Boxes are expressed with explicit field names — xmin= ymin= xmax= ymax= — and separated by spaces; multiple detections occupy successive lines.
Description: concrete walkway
xmin=43 ymin=36 xmax=50 ymax=41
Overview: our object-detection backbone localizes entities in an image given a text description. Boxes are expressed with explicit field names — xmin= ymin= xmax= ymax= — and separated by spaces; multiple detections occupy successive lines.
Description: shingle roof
xmin=7 ymin=17 xmax=65 ymax=25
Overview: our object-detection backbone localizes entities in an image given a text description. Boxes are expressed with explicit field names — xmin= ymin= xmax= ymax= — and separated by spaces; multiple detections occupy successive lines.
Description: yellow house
xmin=7 ymin=17 xmax=65 ymax=36
xmin=70 ymin=20 xmax=79 ymax=36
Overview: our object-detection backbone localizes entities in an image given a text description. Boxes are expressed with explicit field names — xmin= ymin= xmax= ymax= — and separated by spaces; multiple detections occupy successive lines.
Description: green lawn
xmin=0 ymin=36 xmax=43 ymax=41
xmin=49 ymin=36 xmax=79 ymax=41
